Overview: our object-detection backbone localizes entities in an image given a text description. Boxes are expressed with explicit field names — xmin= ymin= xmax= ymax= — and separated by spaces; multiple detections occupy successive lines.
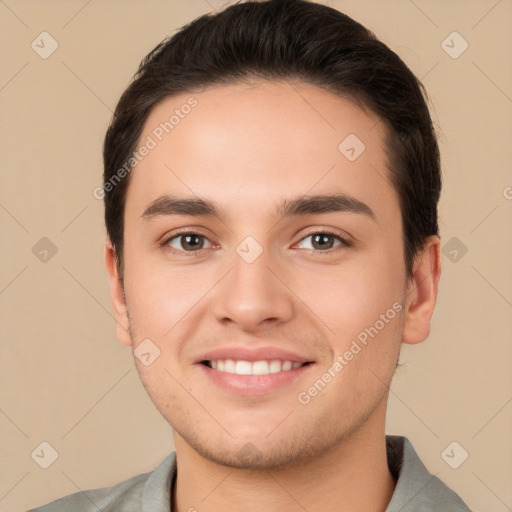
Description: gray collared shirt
xmin=27 ymin=435 xmax=473 ymax=511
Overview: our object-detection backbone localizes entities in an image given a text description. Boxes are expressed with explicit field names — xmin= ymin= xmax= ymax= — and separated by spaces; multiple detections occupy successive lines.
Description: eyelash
xmin=160 ymin=229 xmax=352 ymax=257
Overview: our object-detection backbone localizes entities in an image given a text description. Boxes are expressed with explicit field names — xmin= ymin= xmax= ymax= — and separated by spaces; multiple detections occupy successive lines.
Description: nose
xmin=212 ymin=248 xmax=295 ymax=331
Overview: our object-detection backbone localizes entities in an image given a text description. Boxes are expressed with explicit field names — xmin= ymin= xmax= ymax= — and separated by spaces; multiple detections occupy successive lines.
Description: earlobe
xmin=402 ymin=235 xmax=441 ymax=345
xmin=104 ymin=238 xmax=132 ymax=347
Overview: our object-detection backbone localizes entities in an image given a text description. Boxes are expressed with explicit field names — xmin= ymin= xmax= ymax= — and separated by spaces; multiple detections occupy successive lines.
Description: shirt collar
xmin=140 ymin=435 xmax=464 ymax=512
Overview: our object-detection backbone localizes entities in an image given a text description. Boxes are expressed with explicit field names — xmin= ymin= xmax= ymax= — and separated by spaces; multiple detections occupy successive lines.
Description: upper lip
xmin=195 ymin=346 xmax=315 ymax=364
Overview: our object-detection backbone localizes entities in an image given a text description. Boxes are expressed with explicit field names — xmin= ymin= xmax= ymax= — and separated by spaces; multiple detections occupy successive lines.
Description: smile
xmin=203 ymin=359 xmax=309 ymax=375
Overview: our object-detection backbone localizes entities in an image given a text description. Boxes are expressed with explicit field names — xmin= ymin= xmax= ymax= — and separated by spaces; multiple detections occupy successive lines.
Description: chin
xmin=174 ymin=419 xmax=340 ymax=471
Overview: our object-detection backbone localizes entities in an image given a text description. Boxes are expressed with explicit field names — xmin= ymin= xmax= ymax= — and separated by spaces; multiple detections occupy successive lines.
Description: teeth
xmin=282 ymin=361 xmax=292 ymax=371
xmin=208 ymin=359 xmax=304 ymax=375
xmin=235 ymin=360 xmax=252 ymax=375
xmin=269 ymin=360 xmax=282 ymax=373
xmin=252 ymin=360 xmax=269 ymax=375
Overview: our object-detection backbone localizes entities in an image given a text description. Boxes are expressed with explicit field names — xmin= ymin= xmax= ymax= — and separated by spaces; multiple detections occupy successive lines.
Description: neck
xmin=172 ymin=404 xmax=396 ymax=512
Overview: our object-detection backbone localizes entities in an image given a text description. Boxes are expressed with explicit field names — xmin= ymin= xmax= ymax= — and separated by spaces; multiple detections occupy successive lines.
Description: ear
xmin=104 ymin=238 xmax=132 ymax=347
xmin=402 ymin=235 xmax=441 ymax=345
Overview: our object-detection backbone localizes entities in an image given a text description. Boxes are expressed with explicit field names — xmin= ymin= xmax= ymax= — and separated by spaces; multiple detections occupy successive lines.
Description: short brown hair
xmin=103 ymin=0 xmax=441 ymax=279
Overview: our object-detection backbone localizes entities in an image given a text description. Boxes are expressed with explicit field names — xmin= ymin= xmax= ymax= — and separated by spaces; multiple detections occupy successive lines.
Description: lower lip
xmin=197 ymin=363 xmax=315 ymax=395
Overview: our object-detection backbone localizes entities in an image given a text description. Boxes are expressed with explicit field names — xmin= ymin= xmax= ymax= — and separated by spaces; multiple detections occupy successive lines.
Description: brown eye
xmin=296 ymin=232 xmax=350 ymax=252
xmin=311 ymin=234 xmax=336 ymax=250
xmin=167 ymin=233 xmax=212 ymax=252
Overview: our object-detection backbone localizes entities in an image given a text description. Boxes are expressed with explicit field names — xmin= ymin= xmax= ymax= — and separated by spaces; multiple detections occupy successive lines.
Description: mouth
xmin=197 ymin=357 xmax=315 ymax=395
xmin=200 ymin=359 xmax=313 ymax=375
xmin=194 ymin=346 xmax=316 ymax=394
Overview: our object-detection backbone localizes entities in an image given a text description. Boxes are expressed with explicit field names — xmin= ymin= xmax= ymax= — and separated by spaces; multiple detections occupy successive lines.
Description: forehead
xmin=124 ymin=80 xmax=399 ymax=226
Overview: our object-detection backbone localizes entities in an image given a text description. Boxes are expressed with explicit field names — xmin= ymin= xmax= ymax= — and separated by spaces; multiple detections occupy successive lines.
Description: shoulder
xmin=386 ymin=435 xmax=473 ymax=512
xmin=26 ymin=453 xmax=176 ymax=512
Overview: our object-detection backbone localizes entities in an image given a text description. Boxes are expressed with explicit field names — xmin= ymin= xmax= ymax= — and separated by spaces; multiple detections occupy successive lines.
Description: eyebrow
xmin=141 ymin=193 xmax=376 ymax=222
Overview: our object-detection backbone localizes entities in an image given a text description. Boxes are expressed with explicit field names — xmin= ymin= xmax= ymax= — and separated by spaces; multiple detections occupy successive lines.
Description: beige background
xmin=1 ymin=0 xmax=511 ymax=510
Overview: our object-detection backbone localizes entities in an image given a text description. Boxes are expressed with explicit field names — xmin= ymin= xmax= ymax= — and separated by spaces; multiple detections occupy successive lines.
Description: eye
xmin=295 ymin=231 xmax=351 ymax=252
xmin=161 ymin=230 xmax=351 ymax=256
xmin=165 ymin=232 xmax=213 ymax=253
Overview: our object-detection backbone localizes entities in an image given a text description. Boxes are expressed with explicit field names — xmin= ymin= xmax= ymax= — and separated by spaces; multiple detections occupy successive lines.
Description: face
xmin=105 ymin=80 xmax=439 ymax=470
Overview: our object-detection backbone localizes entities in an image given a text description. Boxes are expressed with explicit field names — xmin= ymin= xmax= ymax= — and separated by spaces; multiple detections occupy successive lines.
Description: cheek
xmin=292 ymin=247 xmax=405 ymax=342
xmin=123 ymin=259 xmax=185 ymax=339
xmin=123 ymin=258 xmax=235 ymax=375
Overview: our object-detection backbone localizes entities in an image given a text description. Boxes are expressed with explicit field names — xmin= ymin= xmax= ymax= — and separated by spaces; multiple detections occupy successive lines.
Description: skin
xmin=105 ymin=80 xmax=441 ymax=512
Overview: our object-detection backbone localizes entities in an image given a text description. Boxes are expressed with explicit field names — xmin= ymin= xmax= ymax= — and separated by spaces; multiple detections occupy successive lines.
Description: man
xmin=29 ymin=0 xmax=473 ymax=510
